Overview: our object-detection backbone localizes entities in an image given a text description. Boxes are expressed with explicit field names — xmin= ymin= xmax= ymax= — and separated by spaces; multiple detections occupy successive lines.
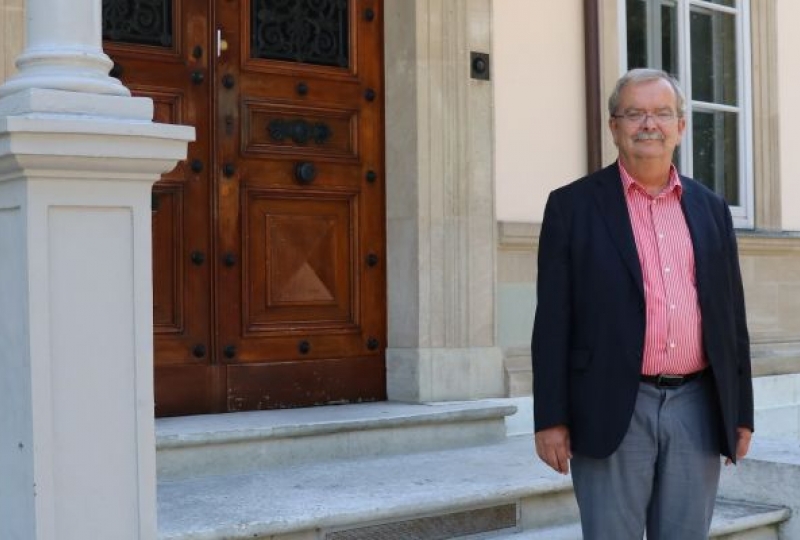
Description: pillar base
xmin=0 ymin=87 xmax=151 ymax=119
xmin=0 ymin=48 xmax=128 ymax=99
xmin=387 ymin=347 xmax=505 ymax=403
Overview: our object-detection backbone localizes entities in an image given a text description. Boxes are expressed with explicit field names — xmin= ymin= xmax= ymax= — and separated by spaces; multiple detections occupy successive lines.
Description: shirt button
xmin=669 ymin=342 xmax=676 ymax=348
xmin=665 ymin=267 xmax=671 ymax=273
xmin=658 ymin=233 xmax=665 ymax=239
xmin=670 ymin=304 xmax=676 ymax=310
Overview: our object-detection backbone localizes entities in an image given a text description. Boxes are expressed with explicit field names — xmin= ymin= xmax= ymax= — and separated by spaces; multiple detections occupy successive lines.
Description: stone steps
xmin=157 ymin=435 xmax=574 ymax=540
xmin=156 ymin=401 xmax=515 ymax=481
xmin=156 ymin=432 xmax=790 ymax=540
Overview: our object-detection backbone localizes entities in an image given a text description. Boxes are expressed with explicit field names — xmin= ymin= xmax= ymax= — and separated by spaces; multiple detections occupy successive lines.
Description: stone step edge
xmin=156 ymin=402 xmax=517 ymax=449
xmin=158 ymin=489 xmax=789 ymax=540
xmin=711 ymin=498 xmax=792 ymax=536
xmin=487 ymin=500 xmax=790 ymax=540
xmin=159 ymin=479 xmax=575 ymax=540
xmin=488 ymin=522 xmax=580 ymax=540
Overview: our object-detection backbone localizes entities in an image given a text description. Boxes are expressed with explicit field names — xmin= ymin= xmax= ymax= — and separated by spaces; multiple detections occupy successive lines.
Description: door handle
xmin=217 ymin=29 xmax=229 ymax=58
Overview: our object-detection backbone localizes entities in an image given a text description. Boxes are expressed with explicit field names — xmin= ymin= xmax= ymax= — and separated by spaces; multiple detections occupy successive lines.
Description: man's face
xmin=609 ymin=78 xmax=686 ymax=164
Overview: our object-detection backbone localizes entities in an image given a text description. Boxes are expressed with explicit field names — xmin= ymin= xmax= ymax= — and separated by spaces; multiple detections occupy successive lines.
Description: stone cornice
xmin=497 ymin=221 xmax=539 ymax=250
xmin=737 ymin=231 xmax=800 ymax=255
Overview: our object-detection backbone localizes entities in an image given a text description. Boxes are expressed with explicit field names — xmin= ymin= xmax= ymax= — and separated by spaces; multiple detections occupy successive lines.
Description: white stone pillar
xmin=0 ymin=1 xmax=193 ymax=539
xmin=0 ymin=0 xmax=127 ymax=97
xmin=384 ymin=0 xmax=503 ymax=402
xmin=0 ymin=92 xmax=192 ymax=540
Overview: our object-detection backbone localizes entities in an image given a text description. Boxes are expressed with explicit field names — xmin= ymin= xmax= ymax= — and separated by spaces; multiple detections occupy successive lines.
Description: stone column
xmin=0 ymin=0 xmax=127 ymax=96
xmin=0 ymin=1 xmax=193 ymax=539
xmin=384 ymin=0 xmax=503 ymax=402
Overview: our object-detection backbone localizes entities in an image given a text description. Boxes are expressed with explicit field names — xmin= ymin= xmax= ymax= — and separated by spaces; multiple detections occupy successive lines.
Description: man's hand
xmin=724 ymin=427 xmax=753 ymax=466
xmin=534 ymin=425 xmax=572 ymax=475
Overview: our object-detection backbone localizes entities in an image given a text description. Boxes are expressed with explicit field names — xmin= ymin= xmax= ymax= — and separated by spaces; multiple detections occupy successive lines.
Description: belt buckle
xmin=656 ymin=374 xmax=684 ymax=388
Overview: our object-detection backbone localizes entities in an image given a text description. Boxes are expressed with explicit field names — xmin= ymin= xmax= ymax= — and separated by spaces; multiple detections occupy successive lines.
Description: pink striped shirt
xmin=619 ymin=160 xmax=707 ymax=376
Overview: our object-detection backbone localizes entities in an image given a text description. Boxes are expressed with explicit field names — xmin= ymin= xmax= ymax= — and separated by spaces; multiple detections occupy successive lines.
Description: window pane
xmin=627 ymin=0 xmax=648 ymax=68
xmin=690 ymin=8 xmax=737 ymax=105
xmin=660 ymin=3 xmax=678 ymax=74
xmin=692 ymin=110 xmax=739 ymax=205
xmin=626 ymin=0 xmax=678 ymax=74
xmin=704 ymin=0 xmax=735 ymax=7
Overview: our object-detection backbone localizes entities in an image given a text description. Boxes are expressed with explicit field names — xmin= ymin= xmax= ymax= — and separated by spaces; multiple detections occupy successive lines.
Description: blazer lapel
xmin=593 ymin=165 xmax=645 ymax=298
xmin=679 ymin=177 xmax=711 ymax=300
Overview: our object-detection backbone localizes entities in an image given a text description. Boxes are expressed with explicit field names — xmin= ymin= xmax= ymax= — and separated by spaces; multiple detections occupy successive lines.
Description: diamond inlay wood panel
xmin=269 ymin=215 xmax=337 ymax=304
xmin=245 ymin=191 xmax=356 ymax=330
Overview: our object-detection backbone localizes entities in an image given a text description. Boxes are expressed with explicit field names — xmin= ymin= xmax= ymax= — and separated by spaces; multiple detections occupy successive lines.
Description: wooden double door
xmin=103 ymin=0 xmax=386 ymax=417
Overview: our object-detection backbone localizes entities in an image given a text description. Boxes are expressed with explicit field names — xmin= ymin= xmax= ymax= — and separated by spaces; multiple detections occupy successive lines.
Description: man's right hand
xmin=534 ymin=425 xmax=572 ymax=475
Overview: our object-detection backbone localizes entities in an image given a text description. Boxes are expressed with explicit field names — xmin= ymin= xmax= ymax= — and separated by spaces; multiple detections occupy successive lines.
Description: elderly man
xmin=531 ymin=68 xmax=753 ymax=540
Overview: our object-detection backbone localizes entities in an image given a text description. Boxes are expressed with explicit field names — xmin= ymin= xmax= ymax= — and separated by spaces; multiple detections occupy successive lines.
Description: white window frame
xmin=619 ymin=0 xmax=754 ymax=228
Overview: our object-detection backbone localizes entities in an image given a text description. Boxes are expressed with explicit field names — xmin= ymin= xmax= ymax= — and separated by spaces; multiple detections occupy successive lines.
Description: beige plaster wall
xmin=775 ymin=0 xmax=800 ymax=231
xmin=0 ymin=0 xmax=23 ymax=84
xmin=493 ymin=0 xmax=587 ymax=223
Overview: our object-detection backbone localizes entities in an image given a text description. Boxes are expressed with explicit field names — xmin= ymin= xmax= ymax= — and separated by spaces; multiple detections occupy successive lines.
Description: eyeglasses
xmin=611 ymin=110 xmax=679 ymax=124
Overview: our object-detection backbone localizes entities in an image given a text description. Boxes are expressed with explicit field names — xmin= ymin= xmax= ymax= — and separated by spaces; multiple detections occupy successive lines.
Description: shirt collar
xmin=618 ymin=159 xmax=683 ymax=198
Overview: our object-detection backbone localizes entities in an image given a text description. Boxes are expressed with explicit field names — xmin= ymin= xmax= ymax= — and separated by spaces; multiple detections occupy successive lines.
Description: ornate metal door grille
xmin=102 ymin=0 xmax=173 ymax=47
xmin=251 ymin=0 xmax=349 ymax=67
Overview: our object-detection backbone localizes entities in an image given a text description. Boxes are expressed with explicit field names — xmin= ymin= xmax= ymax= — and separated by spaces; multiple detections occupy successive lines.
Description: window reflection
xmin=693 ymin=110 xmax=739 ymax=206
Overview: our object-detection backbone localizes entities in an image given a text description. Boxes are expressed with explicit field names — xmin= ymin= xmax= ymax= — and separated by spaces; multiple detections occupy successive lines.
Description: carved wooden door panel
xmin=104 ymin=0 xmax=386 ymax=416
xmin=104 ymin=0 xmax=216 ymax=416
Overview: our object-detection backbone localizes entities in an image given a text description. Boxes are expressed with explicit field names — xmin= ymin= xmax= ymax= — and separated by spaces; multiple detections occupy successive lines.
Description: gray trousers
xmin=571 ymin=375 xmax=721 ymax=540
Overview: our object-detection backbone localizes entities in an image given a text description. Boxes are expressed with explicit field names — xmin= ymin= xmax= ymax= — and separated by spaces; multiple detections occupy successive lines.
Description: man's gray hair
xmin=608 ymin=68 xmax=686 ymax=117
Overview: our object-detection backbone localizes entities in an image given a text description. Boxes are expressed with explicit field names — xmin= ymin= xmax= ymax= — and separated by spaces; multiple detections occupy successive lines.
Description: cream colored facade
xmin=776 ymin=0 xmax=800 ymax=230
xmin=495 ymin=0 xmax=800 ymax=231
xmin=494 ymin=0 xmax=587 ymax=223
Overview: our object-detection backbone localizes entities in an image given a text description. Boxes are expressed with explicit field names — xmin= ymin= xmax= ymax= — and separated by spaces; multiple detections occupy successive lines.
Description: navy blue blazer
xmin=531 ymin=162 xmax=754 ymax=461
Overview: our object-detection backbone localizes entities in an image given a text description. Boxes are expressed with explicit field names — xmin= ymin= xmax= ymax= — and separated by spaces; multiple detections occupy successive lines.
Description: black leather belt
xmin=640 ymin=369 xmax=706 ymax=388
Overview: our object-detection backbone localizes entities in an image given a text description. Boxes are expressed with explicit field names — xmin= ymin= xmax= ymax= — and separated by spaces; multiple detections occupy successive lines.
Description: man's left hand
xmin=724 ymin=427 xmax=753 ymax=466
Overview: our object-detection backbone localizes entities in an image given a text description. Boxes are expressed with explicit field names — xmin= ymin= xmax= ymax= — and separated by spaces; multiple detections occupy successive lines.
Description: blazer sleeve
xmin=723 ymin=203 xmax=754 ymax=431
xmin=531 ymin=192 xmax=572 ymax=432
